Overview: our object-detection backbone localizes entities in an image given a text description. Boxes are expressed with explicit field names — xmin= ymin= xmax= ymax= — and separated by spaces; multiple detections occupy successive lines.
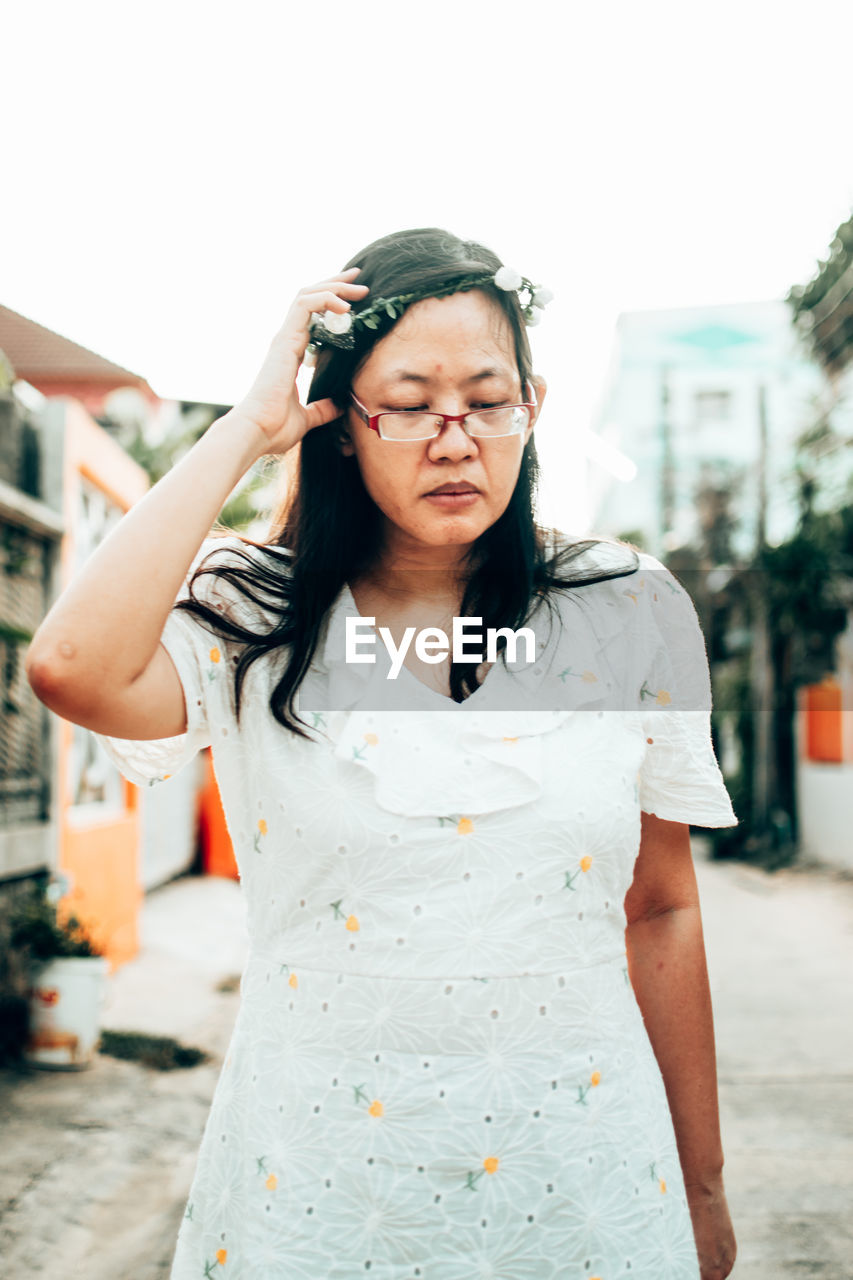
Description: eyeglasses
xmin=348 ymin=387 xmax=537 ymax=442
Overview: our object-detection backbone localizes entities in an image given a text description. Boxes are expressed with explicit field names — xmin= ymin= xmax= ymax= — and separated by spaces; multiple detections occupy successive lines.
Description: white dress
xmin=100 ymin=539 xmax=736 ymax=1280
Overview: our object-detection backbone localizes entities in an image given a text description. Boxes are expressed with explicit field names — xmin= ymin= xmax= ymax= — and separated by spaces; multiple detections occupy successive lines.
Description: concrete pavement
xmin=0 ymin=877 xmax=248 ymax=1279
xmin=695 ymin=844 xmax=853 ymax=1278
xmin=1 ymin=856 xmax=851 ymax=1278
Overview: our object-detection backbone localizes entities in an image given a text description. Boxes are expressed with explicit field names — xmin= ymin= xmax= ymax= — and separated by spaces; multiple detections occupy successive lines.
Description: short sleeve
xmin=96 ymin=608 xmax=214 ymax=787
xmin=93 ymin=537 xmax=250 ymax=787
xmin=633 ymin=554 xmax=738 ymax=828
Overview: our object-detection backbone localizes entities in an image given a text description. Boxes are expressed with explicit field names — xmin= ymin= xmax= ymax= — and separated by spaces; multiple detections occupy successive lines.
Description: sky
xmin=4 ymin=0 xmax=853 ymax=529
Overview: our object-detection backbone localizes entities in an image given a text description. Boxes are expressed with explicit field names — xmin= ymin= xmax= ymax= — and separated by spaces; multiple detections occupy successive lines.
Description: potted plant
xmin=8 ymin=879 xmax=109 ymax=1070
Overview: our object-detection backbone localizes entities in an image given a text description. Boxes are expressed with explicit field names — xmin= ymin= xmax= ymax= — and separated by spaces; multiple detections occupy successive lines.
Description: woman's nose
xmin=427 ymin=417 xmax=477 ymax=461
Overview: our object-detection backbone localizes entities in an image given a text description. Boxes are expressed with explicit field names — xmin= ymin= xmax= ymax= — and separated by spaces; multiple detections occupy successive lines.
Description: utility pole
xmin=659 ymin=365 xmax=675 ymax=552
xmin=751 ymin=381 xmax=773 ymax=834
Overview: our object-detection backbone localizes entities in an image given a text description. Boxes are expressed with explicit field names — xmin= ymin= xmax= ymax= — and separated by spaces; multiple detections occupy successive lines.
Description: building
xmin=0 ymin=306 xmax=204 ymax=972
xmin=589 ymin=300 xmax=825 ymax=557
xmin=0 ymin=303 xmax=158 ymax=419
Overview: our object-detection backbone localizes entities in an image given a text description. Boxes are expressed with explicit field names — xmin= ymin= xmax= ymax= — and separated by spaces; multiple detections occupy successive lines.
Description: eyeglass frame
xmin=347 ymin=383 xmax=538 ymax=442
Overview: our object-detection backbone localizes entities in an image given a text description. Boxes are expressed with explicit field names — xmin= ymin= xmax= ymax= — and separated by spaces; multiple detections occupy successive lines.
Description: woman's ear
xmin=330 ymin=409 xmax=356 ymax=456
xmin=530 ymin=374 xmax=548 ymax=422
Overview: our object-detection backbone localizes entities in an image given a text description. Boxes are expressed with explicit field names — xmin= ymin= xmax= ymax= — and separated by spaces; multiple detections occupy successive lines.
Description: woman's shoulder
xmin=540 ymin=532 xmax=695 ymax=637
xmin=542 ymin=528 xmax=645 ymax=583
xmin=544 ymin=529 xmax=687 ymax=584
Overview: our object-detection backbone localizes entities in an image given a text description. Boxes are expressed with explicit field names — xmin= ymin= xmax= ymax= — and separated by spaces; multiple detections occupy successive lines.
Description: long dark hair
xmin=176 ymin=228 xmax=639 ymax=734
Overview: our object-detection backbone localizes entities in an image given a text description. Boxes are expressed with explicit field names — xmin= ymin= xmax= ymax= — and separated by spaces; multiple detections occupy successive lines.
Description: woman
xmin=27 ymin=228 xmax=737 ymax=1279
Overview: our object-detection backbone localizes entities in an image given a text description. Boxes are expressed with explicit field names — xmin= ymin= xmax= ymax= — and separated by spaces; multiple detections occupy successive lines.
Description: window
xmin=694 ymin=390 xmax=733 ymax=424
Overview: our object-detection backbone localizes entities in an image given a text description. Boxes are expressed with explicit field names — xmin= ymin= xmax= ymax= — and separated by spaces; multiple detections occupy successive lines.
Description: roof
xmin=0 ymin=303 xmax=153 ymax=393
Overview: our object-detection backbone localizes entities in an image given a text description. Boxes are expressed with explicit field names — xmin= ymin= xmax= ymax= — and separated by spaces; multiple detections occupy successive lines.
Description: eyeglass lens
xmin=379 ymin=405 xmax=530 ymax=441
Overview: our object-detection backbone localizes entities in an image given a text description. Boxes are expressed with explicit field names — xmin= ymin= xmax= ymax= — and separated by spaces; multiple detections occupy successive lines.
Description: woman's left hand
xmin=686 ymin=1174 xmax=737 ymax=1279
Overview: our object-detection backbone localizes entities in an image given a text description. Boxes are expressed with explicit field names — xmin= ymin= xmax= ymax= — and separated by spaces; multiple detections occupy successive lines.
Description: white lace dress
xmin=100 ymin=540 xmax=736 ymax=1280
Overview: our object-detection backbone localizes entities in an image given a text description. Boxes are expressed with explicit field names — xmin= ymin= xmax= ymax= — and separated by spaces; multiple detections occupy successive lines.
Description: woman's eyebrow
xmin=386 ymin=367 xmax=513 ymax=384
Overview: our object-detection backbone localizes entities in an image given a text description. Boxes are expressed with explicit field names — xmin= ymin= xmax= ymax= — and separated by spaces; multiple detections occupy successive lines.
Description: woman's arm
xmin=26 ymin=412 xmax=267 ymax=738
xmin=25 ymin=271 xmax=367 ymax=741
xmin=624 ymin=810 xmax=736 ymax=1280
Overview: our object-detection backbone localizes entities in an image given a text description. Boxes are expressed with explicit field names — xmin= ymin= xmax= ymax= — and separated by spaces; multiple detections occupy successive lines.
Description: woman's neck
xmin=358 ymin=533 xmax=477 ymax=610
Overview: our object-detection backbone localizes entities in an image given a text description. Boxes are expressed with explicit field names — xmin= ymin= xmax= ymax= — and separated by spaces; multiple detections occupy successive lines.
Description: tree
xmin=99 ymin=399 xmax=275 ymax=535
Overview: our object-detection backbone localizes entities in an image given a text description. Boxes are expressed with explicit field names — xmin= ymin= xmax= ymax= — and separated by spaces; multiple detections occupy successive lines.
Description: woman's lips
xmin=423 ymin=485 xmax=480 ymax=508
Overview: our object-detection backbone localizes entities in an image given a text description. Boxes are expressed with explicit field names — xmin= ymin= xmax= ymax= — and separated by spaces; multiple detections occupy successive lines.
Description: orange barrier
xmin=804 ymin=677 xmax=843 ymax=764
xmin=198 ymin=749 xmax=239 ymax=879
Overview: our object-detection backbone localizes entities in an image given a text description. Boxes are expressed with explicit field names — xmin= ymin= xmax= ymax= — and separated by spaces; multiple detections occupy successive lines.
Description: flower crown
xmin=305 ymin=266 xmax=553 ymax=361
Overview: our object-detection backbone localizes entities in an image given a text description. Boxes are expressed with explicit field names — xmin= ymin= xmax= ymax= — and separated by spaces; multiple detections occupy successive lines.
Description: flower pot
xmin=25 ymin=955 xmax=109 ymax=1070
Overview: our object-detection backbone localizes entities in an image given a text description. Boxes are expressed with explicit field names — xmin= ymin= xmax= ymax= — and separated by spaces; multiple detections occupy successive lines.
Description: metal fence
xmin=0 ymin=520 xmax=52 ymax=827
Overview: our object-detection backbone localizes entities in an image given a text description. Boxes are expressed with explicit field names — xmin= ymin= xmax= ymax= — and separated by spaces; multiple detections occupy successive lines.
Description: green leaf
xmin=385 ymin=303 xmax=397 ymax=318
xmin=363 ymin=315 xmax=379 ymax=329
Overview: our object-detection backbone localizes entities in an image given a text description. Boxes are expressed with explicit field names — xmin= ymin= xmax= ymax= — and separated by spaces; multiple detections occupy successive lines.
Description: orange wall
xmin=56 ymin=398 xmax=149 ymax=973
xmin=61 ymin=791 xmax=142 ymax=970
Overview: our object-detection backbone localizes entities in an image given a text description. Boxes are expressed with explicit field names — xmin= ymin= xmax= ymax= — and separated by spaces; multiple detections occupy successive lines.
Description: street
xmin=1 ymin=854 xmax=851 ymax=1278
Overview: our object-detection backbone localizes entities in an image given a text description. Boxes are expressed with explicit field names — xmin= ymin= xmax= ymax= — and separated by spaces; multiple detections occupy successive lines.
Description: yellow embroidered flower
xmin=457 ymin=816 xmax=474 ymax=835
xmin=209 ymin=647 xmax=221 ymax=664
xmin=363 ymin=732 xmax=379 ymax=746
xmin=660 ymin=1178 xmax=667 ymax=1194
xmin=483 ymin=1156 xmax=499 ymax=1174
xmin=265 ymin=1173 xmax=277 ymax=1190
xmin=368 ymin=1099 xmax=384 ymax=1117
xmin=581 ymin=670 xmax=598 ymax=683
xmin=216 ymin=1248 xmax=227 ymax=1264
xmin=590 ymin=1069 xmax=601 ymax=1087
xmin=257 ymin=818 xmax=268 ymax=835
xmin=502 ymin=736 xmax=518 ymax=744
xmin=580 ymin=855 xmax=593 ymax=873
xmin=288 ymin=973 xmax=298 ymax=989
xmin=656 ymin=689 xmax=672 ymax=706
xmin=345 ymin=914 xmax=360 ymax=932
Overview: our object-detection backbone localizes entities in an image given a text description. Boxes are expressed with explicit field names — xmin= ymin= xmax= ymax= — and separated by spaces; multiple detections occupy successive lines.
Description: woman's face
xmin=343 ymin=289 xmax=544 ymax=561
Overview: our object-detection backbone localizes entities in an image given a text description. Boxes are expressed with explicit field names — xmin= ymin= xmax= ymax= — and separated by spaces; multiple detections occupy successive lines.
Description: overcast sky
xmin=4 ymin=0 xmax=853 ymax=529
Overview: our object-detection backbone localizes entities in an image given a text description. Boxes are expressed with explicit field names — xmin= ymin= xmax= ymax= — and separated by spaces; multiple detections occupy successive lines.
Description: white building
xmin=589 ymin=300 xmax=825 ymax=557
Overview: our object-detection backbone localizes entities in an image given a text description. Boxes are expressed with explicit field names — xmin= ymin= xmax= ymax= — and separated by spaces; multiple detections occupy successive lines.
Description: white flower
xmin=494 ymin=266 xmax=523 ymax=291
xmin=532 ymin=286 xmax=554 ymax=308
xmin=524 ymin=308 xmax=542 ymax=327
xmin=322 ymin=308 xmax=353 ymax=335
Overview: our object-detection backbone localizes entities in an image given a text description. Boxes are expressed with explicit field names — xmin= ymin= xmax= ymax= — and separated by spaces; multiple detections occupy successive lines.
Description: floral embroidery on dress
xmin=639 ymin=680 xmax=672 ymax=706
xmin=563 ymin=855 xmax=593 ymax=891
xmin=207 ymin=647 xmax=221 ymax=683
xmin=575 ymin=1068 xmax=602 ymax=1106
xmin=463 ymin=1155 xmax=500 ymax=1190
xmin=330 ymin=899 xmax=360 ymax=932
xmin=556 ymin=666 xmax=598 ymax=684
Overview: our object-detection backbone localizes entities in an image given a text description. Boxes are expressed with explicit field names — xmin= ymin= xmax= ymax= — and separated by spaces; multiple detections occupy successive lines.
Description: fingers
xmin=279 ymin=274 xmax=370 ymax=348
xmin=296 ymin=287 xmax=365 ymax=318
xmin=297 ymin=270 xmax=369 ymax=310
xmin=303 ymin=397 xmax=344 ymax=433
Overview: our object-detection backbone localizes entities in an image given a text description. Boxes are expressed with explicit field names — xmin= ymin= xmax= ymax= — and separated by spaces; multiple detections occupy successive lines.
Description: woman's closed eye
xmin=384 ymin=401 xmax=511 ymax=413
